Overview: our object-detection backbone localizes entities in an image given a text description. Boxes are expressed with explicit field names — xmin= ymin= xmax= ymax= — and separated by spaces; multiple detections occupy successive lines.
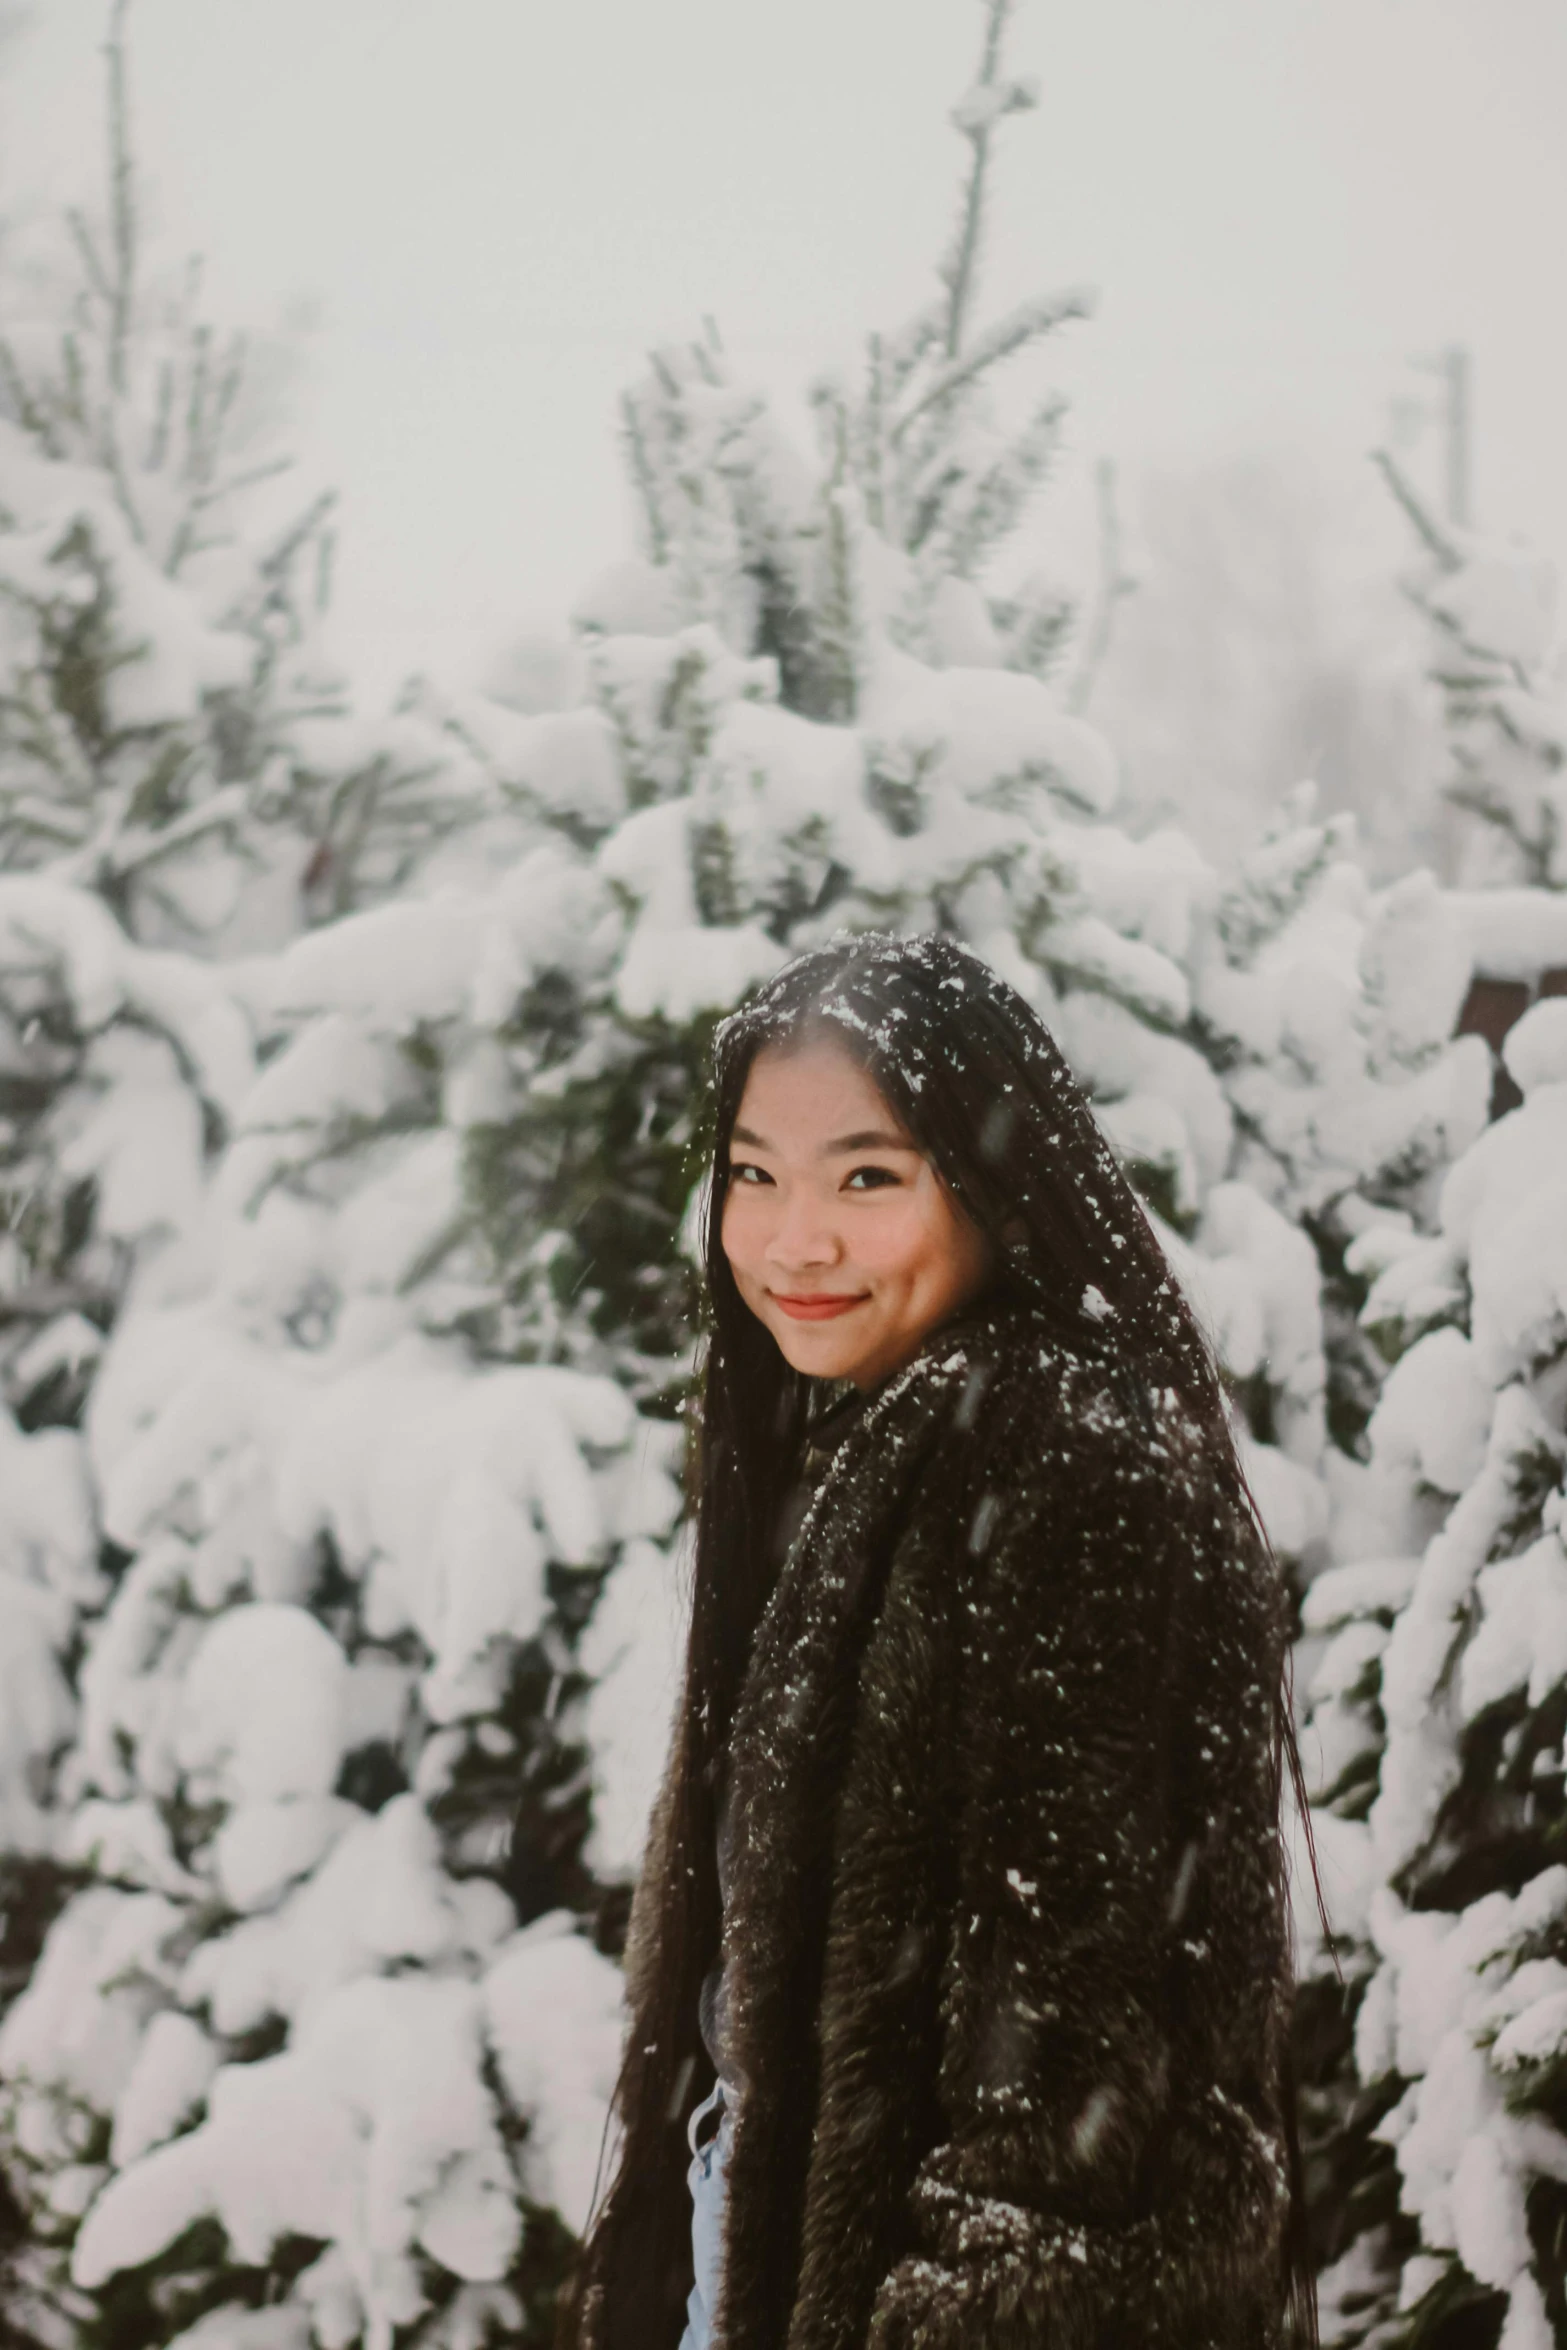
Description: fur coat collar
xmin=625 ymin=1296 xmax=1296 ymax=2350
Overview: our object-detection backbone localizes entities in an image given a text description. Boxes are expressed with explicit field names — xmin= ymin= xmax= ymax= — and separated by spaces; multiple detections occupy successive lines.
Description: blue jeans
xmin=677 ymin=2077 xmax=731 ymax=2350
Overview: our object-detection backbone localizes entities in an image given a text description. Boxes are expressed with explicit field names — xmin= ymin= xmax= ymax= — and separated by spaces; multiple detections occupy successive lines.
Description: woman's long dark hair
xmin=557 ymin=930 xmax=1324 ymax=2350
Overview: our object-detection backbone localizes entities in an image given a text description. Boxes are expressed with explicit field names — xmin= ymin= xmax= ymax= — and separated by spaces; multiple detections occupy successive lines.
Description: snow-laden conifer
xmin=0 ymin=17 xmax=494 ymax=2334
xmin=1297 ymin=983 xmax=1567 ymax=2350
xmin=0 ymin=0 xmax=494 ymax=1816
xmin=1298 ymin=511 xmax=1567 ymax=2346
xmin=1376 ymin=448 xmax=1567 ymax=892
xmin=0 ymin=1 xmax=482 ymax=951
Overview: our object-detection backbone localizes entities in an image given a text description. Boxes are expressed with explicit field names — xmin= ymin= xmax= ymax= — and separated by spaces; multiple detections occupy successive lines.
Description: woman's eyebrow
xmin=728 ymin=1124 xmax=916 ymax=1154
xmin=822 ymin=1128 xmax=917 ymax=1154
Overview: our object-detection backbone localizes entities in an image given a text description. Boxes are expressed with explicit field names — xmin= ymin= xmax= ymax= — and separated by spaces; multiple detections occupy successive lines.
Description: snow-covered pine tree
xmin=0 ymin=2 xmax=481 ymax=954
xmin=0 ymin=0 xmax=489 ymax=1787
xmin=0 ymin=4 xmax=286 ymax=2207
xmin=1295 ymin=970 xmax=1567 ymax=2350
xmin=1289 ymin=496 xmax=1567 ymax=2347
xmin=0 ymin=5 xmax=1501 ymax=2345
xmin=1375 ymin=448 xmax=1566 ymax=896
xmin=0 ymin=11 xmax=490 ymax=2328
xmin=0 ymin=850 xmax=690 ymax=2350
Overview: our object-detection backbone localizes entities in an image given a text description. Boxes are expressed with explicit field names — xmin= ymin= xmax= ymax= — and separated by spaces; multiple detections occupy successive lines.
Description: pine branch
xmin=103 ymin=0 xmax=138 ymax=400
xmin=255 ymin=488 xmax=337 ymax=587
xmin=938 ymin=387 xmax=1068 ymax=576
xmin=203 ymin=454 xmax=295 ymax=510
xmin=65 ymin=208 xmax=112 ymax=305
xmin=691 ymin=325 xmax=722 ymax=390
xmin=879 ymin=303 xmax=946 ymax=401
xmin=183 ymin=319 xmax=214 ymax=487
xmin=939 ymin=0 xmax=1036 ymax=361
xmin=807 ymin=373 xmax=851 ymax=485
xmin=60 ymin=334 xmax=89 ymax=433
xmin=315 ymin=523 xmax=335 ymax=614
xmin=890 ymin=286 xmax=1094 ymax=447
xmin=144 ymin=353 xmax=175 ymax=472
xmin=167 ymin=456 xmax=295 ymax=577
xmin=861 ymin=332 xmax=890 ymax=533
xmin=6 ymin=684 xmax=103 ymax=809
xmin=208 ymin=333 xmax=248 ymax=467
xmin=56 ymin=769 xmax=138 ymax=887
xmin=620 ymin=389 xmax=669 ymax=565
xmin=814 ymin=483 xmax=868 ymax=725
xmin=989 ymin=573 xmax=1074 ymax=681
xmin=1068 ymin=456 xmax=1136 ymax=714
xmin=84 ymin=782 xmax=250 ymax=883
xmin=96 ymin=403 xmax=149 ymax=547
xmin=0 ymin=796 xmax=87 ymax=851
xmin=0 ymin=338 xmax=59 ymax=454
xmin=1445 ymin=774 xmax=1548 ymax=882
xmin=1371 ymin=446 xmax=1462 ymax=572
xmin=0 ymin=1277 xmax=116 ymax=1326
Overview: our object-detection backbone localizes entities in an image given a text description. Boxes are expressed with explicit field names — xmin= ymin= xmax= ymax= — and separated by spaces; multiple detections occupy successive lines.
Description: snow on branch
xmin=939 ymin=0 xmax=1039 ymax=360
xmin=890 ymin=287 xmax=1096 ymax=448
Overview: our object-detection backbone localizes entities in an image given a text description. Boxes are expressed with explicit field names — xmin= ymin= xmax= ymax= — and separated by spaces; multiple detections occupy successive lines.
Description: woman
xmin=558 ymin=931 xmax=1319 ymax=2350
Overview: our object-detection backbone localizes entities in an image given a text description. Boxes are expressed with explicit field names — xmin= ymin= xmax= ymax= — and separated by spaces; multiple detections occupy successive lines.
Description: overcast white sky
xmin=2 ymin=0 xmax=1564 ymax=708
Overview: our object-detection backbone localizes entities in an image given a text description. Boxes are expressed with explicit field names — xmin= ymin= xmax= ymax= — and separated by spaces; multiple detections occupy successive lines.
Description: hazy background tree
xmin=1091 ymin=450 xmax=1445 ymax=883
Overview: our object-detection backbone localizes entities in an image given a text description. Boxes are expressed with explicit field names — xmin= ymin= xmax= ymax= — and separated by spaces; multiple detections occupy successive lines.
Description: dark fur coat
xmin=618 ymin=1298 xmax=1297 ymax=2350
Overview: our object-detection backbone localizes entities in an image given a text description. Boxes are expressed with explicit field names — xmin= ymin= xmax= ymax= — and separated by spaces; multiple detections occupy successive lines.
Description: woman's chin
xmin=767 ymin=1313 xmax=877 ymax=1385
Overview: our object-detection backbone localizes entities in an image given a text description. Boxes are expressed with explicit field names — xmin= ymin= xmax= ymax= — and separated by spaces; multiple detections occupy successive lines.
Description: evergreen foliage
xmin=0 ymin=1 xmax=479 ymax=949
xmin=1296 ymin=505 xmax=1567 ymax=2348
xmin=1377 ymin=450 xmax=1567 ymax=892
xmin=0 ymin=18 xmax=490 ymax=2335
xmin=1297 ymin=989 xmax=1567 ymax=2350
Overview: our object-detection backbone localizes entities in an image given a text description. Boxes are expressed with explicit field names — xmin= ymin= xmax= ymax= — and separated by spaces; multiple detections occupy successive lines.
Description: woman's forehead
xmin=734 ymin=1034 xmax=914 ymax=1142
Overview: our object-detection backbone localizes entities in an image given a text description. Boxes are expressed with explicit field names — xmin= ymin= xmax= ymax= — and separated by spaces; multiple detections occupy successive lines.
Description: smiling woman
xmin=558 ymin=930 xmax=1320 ymax=2350
xmin=721 ymin=1036 xmax=994 ymax=1391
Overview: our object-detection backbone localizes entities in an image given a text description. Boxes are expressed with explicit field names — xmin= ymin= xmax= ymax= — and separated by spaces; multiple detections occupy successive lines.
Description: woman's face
xmin=720 ymin=1033 xmax=993 ymax=1390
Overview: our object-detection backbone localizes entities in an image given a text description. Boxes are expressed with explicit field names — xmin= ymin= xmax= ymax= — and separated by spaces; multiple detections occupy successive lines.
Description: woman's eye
xmin=729 ymin=1162 xmax=773 ymax=1186
xmin=845 ymin=1165 xmax=901 ymax=1191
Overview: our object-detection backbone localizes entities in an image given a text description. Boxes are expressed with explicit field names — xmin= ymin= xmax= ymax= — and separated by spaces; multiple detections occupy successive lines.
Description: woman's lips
xmin=771 ymin=1292 xmax=868 ymax=1321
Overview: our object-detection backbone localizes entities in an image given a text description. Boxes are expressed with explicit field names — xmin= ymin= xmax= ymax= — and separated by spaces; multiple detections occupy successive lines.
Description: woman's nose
xmin=764 ymin=1191 xmax=840 ymax=1268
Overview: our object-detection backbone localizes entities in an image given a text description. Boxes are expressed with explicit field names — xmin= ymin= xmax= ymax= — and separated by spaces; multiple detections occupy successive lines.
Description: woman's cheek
xmin=859 ymin=1199 xmax=918 ymax=1275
